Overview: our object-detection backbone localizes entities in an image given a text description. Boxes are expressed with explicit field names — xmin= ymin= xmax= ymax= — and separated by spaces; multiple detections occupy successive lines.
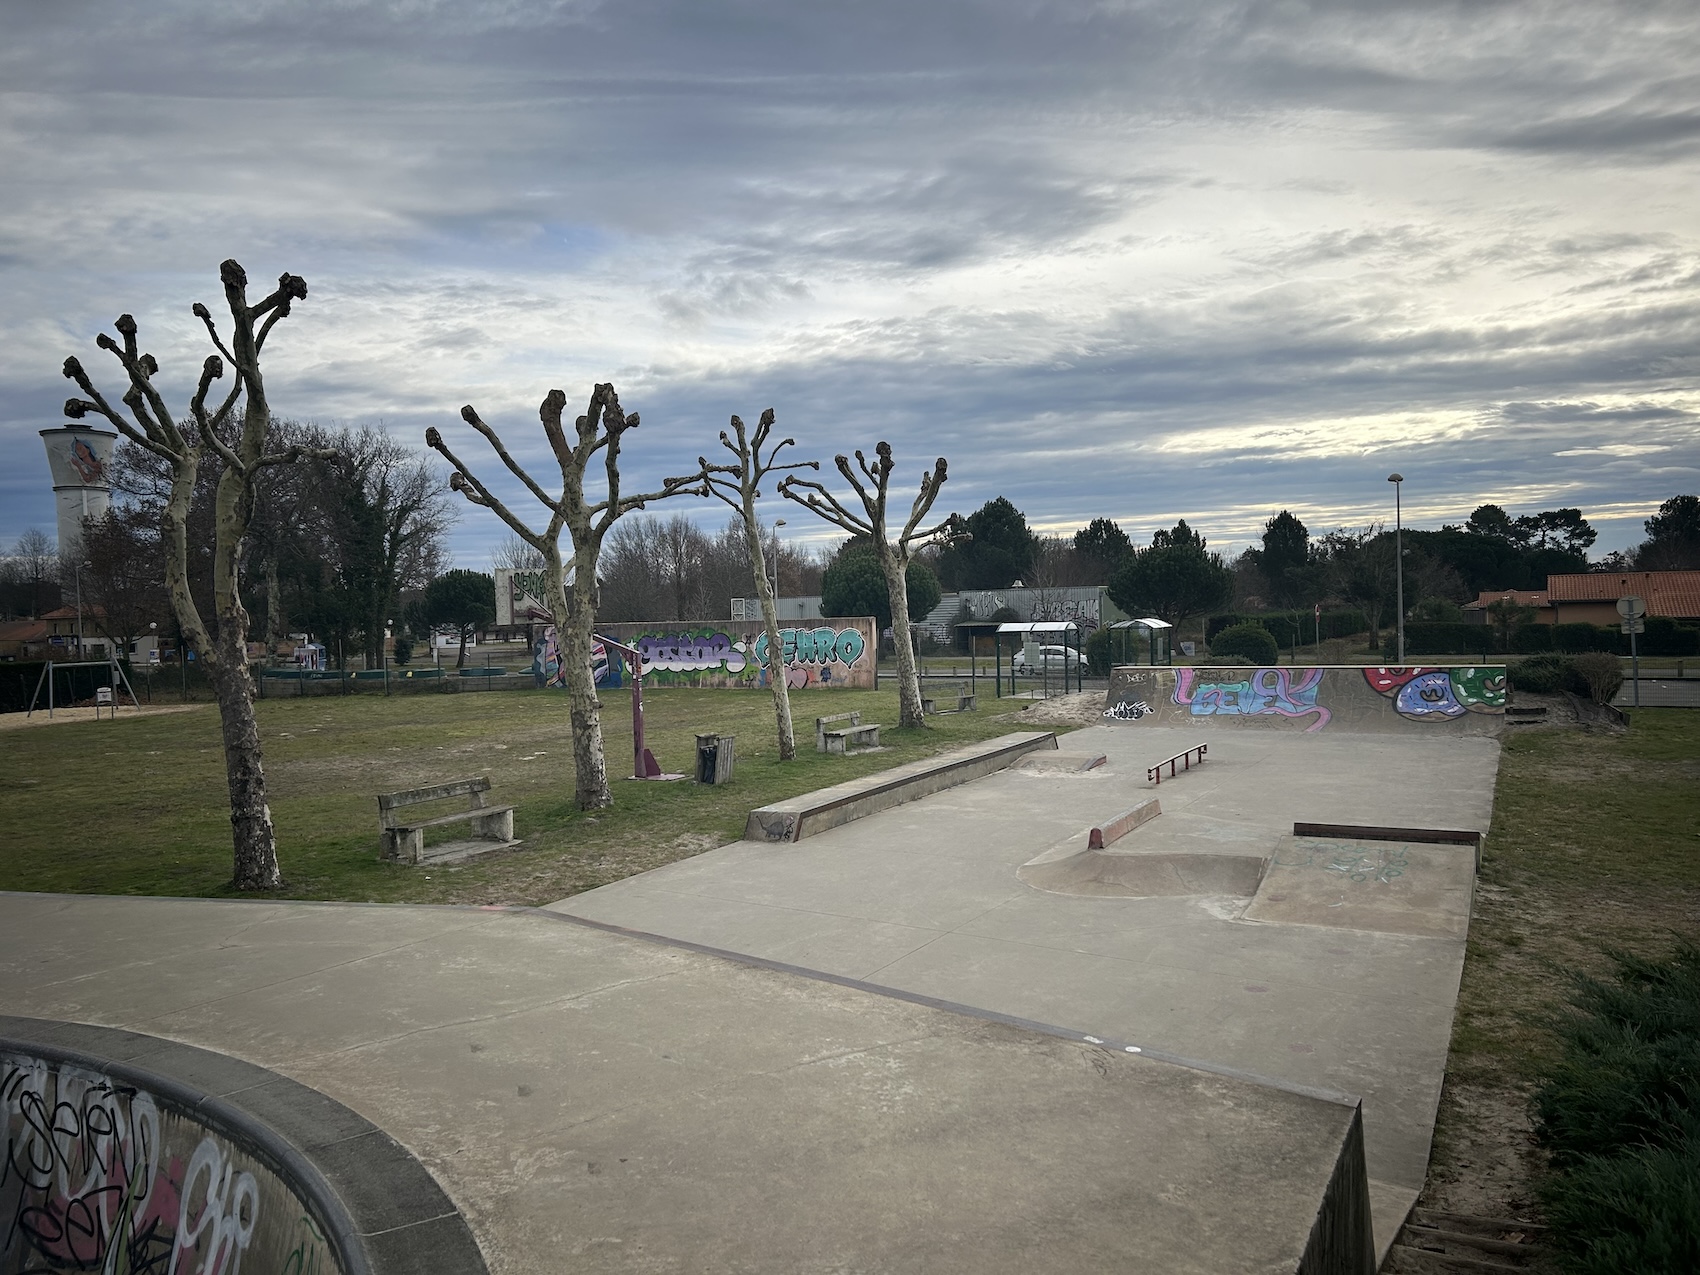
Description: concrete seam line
xmin=0 ymin=1024 xmax=490 ymax=1275
xmin=535 ymin=909 xmax=1363 ymax=1109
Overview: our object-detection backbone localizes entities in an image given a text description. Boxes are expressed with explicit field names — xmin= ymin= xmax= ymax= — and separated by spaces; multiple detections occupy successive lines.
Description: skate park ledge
xmin=745 ymin=731 xmax=1059 ymax=842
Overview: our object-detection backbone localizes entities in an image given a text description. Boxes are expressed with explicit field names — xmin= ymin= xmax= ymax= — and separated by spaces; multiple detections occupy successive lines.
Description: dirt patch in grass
xmin=1416 ymin=709 xmax=1700 ymax=1227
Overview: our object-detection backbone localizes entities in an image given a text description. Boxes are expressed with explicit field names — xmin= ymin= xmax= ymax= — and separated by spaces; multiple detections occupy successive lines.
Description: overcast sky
xmin=4 ymin=0 xmax=1697 ymax=568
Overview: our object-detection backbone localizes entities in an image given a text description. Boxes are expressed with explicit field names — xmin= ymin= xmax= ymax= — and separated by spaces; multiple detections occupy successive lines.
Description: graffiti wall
xmin=1103 ymin=665 xmax=1507 ymax=734
xmin=528 ymin=618 xmax=877 ymax=691
xmin=2 ymin=1050 xmax=345 ymax=1275
xmin=957 ymin=587 xmax=1118 ymax=635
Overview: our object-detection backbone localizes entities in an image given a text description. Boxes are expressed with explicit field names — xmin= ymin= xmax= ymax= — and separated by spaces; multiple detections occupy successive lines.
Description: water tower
xmin=39 ymin=423 xmax=118 ymax=557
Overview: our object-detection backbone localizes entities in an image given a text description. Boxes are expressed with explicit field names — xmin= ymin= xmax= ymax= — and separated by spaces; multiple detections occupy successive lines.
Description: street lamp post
xmin=1388 ymin=473 xmax=1405 ymax=663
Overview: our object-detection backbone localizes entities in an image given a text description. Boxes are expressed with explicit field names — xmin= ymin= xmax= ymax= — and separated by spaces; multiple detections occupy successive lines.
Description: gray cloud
xmin=3 ymin=0 xmax=1698 ymax=568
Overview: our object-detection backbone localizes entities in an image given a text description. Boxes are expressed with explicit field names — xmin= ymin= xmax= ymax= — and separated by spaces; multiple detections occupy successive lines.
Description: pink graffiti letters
xmin=1173 ymin=668 xmax=1331 ymax=731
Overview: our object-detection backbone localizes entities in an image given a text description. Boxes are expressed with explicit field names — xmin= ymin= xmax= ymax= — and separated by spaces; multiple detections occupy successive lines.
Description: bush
xmin=1208 ymin=621 xmax=1278 ymax=665
xmin=1386 ymin=622 xmax=1495 ymax=659
xmin=1510 ymin=624 xmax=1555 ymax=654
xmin=1507 ymin=653 xmax=1589 ymax=696
xmin=392 ymin=636 xmax=413 ymax=666
xmin=1533 ymin=943 xmax=1700 ymax=1274
xmin=1643 ymin=616 xmax=1700 ymax=658
xmin=1572 ymin=652 xmax=1624 ymax=705
xmin=1208 ymin=610 xmax=1365 ymax=647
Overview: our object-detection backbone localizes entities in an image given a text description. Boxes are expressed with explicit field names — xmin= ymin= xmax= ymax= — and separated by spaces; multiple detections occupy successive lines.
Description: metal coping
xmin=0 ymin=1021 xmax=488 ymax=1275
xmin=1292 ymin=822 xmax=1482 ymax=848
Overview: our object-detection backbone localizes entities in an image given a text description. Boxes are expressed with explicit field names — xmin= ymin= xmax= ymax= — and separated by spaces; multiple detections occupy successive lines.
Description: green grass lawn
xmin=1420 ymin=708 xmax=1700 ymax=1222
xmin=0 ymin=686 xmax=1064 ymax=906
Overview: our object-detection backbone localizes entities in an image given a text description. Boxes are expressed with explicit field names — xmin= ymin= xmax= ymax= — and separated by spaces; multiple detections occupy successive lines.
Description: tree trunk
xmin=210 ymin=617 xmax=281 ymax=889
xmin=743 ymin=513 xmax=796 ymax=760
xmin=882 ymin=551 xmax=925 ymax=728
xmin=457 ymin=628 xmax=468 ymax=668
xmin=560 ymin=544 xmax=612 ymax=810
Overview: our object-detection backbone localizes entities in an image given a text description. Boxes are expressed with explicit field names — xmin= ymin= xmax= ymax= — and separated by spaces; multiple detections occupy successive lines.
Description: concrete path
xmin=551 ymin=724 xmax=1501 ymax=1260
xmin=0 ymin=891 xmax=1368 ymax=1274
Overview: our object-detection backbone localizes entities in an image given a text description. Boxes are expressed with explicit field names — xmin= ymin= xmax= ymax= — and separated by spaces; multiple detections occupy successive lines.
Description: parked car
xmin=1012 ymin=644 xmax=1082 ymax=674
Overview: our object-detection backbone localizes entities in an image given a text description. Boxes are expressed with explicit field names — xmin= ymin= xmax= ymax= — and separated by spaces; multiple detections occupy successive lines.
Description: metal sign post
xmin=1617 ymin=596 xmax=1645 ymax=708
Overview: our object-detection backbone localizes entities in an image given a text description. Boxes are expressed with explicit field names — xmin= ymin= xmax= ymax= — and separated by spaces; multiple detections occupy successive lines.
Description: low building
xmin=1462 ymin=589 xmax=1553 ymax=626
xmin=0 ymin=619 xmax=50 ymax=661
xmin=1545 ymin=571 xmax=1700 ymax=626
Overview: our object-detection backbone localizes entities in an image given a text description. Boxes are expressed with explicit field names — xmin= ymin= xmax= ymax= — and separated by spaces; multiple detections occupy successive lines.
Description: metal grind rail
xmin=1147 ymin=743 xmax=1207 ymax=785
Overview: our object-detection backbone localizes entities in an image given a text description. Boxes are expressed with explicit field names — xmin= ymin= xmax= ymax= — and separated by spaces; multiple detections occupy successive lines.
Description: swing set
xmin=25 ymin=657 xmax=141 ymax=720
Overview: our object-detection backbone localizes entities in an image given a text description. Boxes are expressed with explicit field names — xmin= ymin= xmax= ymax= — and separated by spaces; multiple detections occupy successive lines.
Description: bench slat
xmin=378 ymin=777 xmax=492 ymax=810
xmin=383 ymin=804 xmax=516 ymax=832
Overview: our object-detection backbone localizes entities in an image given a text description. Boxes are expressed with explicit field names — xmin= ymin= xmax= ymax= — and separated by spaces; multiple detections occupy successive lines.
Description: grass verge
xmin=0 ymin=686 xmax=1062 ymax=906
xmin=1418 ymin=709 xmax=1700 ymax=1229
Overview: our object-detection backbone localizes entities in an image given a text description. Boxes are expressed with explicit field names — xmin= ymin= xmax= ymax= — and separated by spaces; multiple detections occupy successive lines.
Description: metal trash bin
xmin=696 ymin=733 xmax=735 ymax=785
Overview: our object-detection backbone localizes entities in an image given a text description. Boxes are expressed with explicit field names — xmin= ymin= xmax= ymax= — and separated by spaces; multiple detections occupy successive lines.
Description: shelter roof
xmin=1109 ymin=617 xmax=1173 ymax=629
xmin=995 ymin=621 xmax=1078 ymax=633
xmin=1545 ymin=571 xmax=1700 ymax=618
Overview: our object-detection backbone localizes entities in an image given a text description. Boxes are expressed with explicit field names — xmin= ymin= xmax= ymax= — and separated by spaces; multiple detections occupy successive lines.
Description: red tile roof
xmin=0 ymin=620 xmax=49 ymax=641
xmin=1464 ymin=590 xmax=1549 ymax=611
xmin=1545 ymin=571 xmax=1700 ymax=618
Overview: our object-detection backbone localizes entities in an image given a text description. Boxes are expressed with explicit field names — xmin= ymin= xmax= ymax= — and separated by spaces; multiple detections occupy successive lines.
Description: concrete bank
xmin=745 ymin=730 xmax=1057 ymax=841
xmin=0 ymin=893 xmax=1372 ymax=1274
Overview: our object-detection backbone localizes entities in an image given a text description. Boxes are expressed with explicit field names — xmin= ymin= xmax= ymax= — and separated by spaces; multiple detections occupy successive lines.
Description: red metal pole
xmin=596 ymin=635 xmax=648 ymax=780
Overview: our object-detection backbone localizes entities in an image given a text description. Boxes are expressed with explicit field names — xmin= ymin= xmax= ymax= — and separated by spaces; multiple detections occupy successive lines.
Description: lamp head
xmin=1387 ymin=473 xmax=1403 ymax=483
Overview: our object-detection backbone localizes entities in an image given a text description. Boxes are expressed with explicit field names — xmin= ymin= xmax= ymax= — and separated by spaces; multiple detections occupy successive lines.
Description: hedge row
xmin=1205 ymin=609 xmax=1368 ymax=648
xmin=1387 ymin=617 xmax=1700 ymax=659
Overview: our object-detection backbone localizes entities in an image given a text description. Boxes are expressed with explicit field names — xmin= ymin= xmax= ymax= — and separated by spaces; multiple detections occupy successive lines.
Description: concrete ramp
xmin=1021 ymin=848 xmax=1268 ymax=898
xmin=1105 ymin=665 xmax=1506 ymax=735
xmin=1244 ymin=836 xmax=1477 ymax=939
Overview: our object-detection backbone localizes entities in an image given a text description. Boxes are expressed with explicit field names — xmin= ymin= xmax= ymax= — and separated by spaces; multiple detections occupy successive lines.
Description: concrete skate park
xmin=1 ymin=664 xmax=1505 ymax=1274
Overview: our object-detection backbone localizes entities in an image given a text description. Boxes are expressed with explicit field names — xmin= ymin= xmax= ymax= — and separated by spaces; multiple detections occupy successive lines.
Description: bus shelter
xmin=1108 ymin=617 xmax=1174 ymax=666
xmin=993 ymin=620 xmax=1084 ymax=698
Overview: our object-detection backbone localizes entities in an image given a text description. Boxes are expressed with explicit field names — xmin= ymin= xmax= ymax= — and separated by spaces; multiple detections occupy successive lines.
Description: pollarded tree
xmin=427 ymin=384 xmax=702 ymax=810
xmin=60 ymin=260 xmax=332 ymax=889
xmin=697 ymin=409 xmax=819 ymax=761
xmin=780 ymin=443 xmax=962 ymax=729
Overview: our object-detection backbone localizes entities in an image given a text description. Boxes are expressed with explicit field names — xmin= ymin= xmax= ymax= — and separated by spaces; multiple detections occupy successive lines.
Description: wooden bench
xmin=922 ymin=684 xmax=977 ymax=715
xmin=817 ymin=711 xmax=882 ymax=754
xmin=377 ymin=776 xmax=518 ymax=864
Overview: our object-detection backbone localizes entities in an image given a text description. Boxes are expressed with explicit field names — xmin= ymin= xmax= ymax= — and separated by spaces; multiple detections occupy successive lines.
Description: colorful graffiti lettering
xmin=753 ymin=626 xmax=867 ymax=670
xmin=638 ymin=631 xmax=747 ymax=674
xmin=2 ymin=1055 xmax=339 ymax=1275
xmin=530 ymin=629 xmax=622 ymax=688
xmin=1363 ymin=667 xmax=1506 ymax=720
xmin=1174 ymin=667 xmax=1330 ymax=731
